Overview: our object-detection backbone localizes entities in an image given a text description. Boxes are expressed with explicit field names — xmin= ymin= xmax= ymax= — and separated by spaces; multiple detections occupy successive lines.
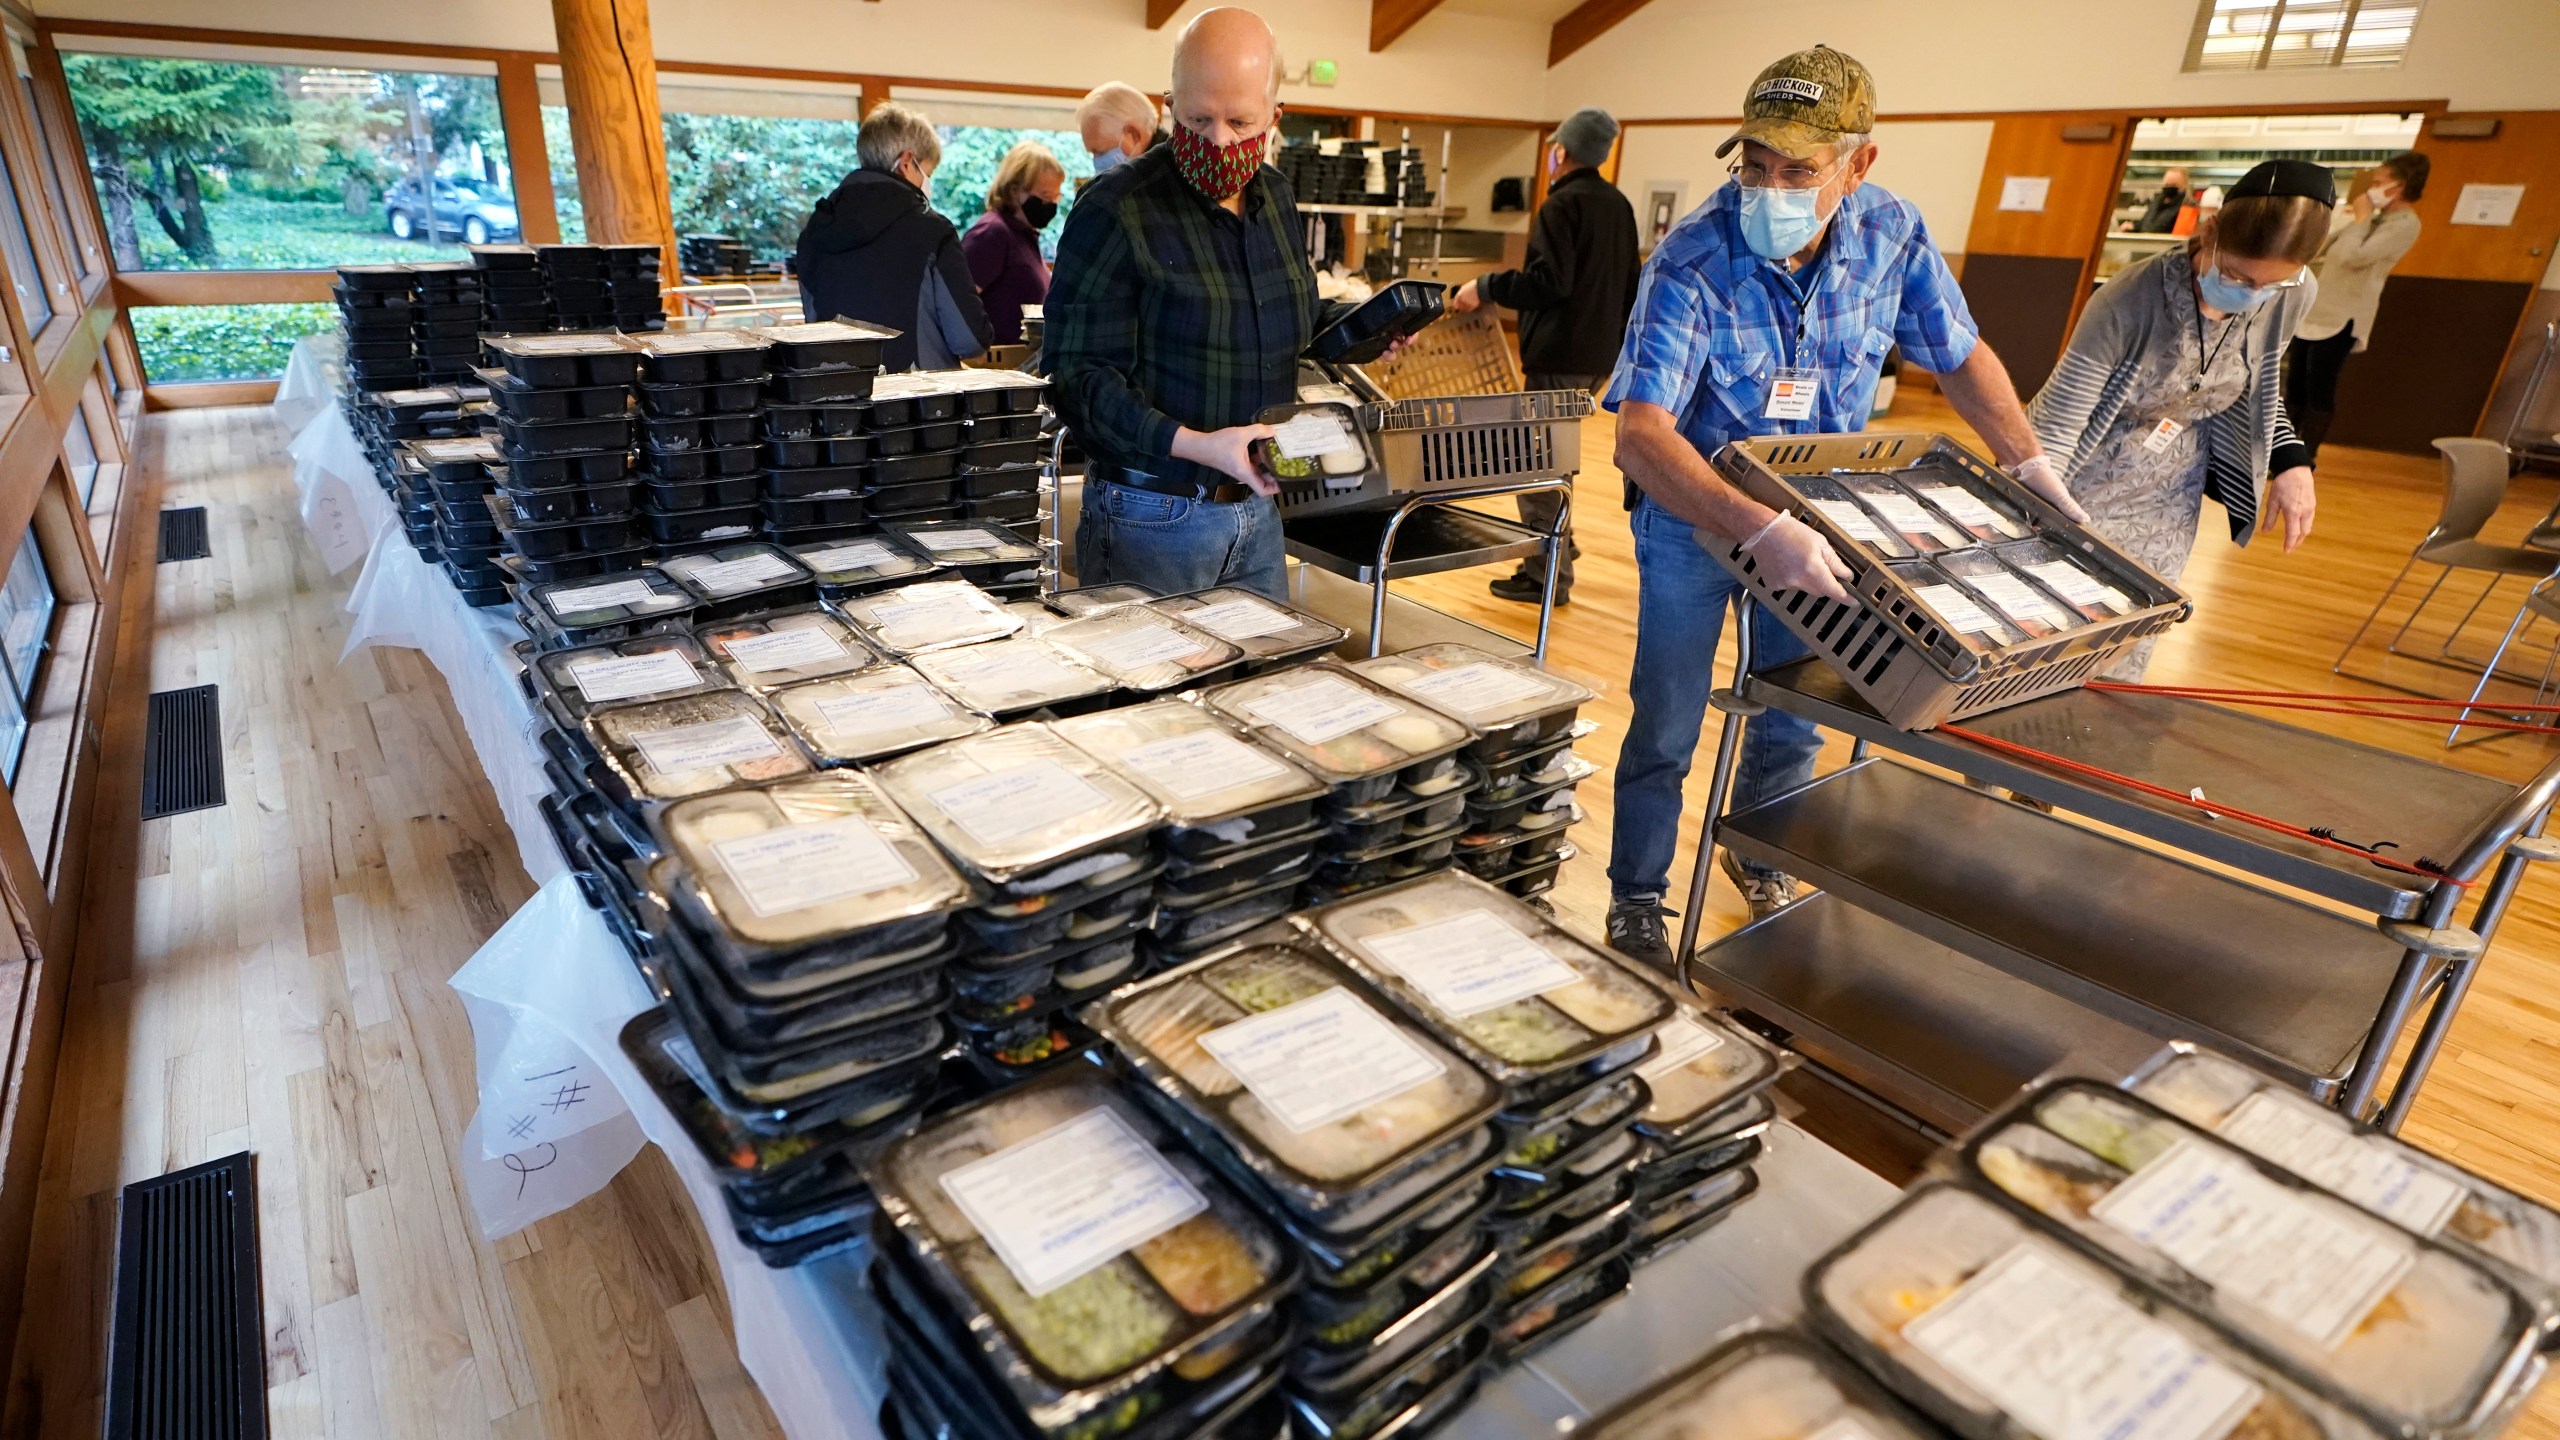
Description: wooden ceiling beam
xmin=1548 ymin=0 xmax=1658 ymax=66
xmin=1146 ymin=0 xmax=1186 ymax=29
xmin=1370 ymin=0 xmax=1447 ymax=51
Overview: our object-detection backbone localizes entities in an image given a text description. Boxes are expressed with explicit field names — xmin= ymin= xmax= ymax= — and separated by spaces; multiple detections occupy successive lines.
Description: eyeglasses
xmin=1727 ymin=158 xmax=1836 ymax=191
xmin=2204 ymin=247 xmax=2310 ymax=293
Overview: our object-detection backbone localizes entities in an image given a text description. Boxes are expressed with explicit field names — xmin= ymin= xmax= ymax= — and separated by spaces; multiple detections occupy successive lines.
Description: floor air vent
xmin=105 ymin=1151 xmax=266 ymax=1440
xmin=157 ymin=507 xmax=210 ymax=563
xmin=140 ymin=684 xmax=225 ymax=819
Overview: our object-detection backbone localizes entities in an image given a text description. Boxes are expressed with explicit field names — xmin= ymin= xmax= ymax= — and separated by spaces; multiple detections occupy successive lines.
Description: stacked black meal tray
xmin=409 ymin=431 xmax=508 ymax=602
xmin=602 ymin=243 xmax=666 ymax=331
xmin=538 ymin=243 xmax=617 ymax=332
xmin=335 ymin=264 xmax=424 ymax=392
xmin=631 ymin=329 xmax=771 ymax=549
xmin=680 ymin=232 xmax=754 ymax=278
xmin=403 ymin=261 xmax=485 ymax=384
xmin=478 ymin=333 xmax=647 ymax=596
xmin=351 ymin=383 xmax=479 ymax=566
xmin=468 ymin=244 xmax=551 ymax=332
xmin=1274 ymin=140 xmax=1432 ymax=209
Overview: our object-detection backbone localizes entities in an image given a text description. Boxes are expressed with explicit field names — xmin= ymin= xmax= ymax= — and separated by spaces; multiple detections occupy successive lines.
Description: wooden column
xmin=549 ymin=0 xmax=677 ymax=278
xmin=493 ymin=54 xmax=562 ymax=245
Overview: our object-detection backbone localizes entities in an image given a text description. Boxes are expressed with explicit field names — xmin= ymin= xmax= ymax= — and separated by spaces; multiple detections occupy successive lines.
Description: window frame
xmin=2182 ymin=0 xmax=2428 ymax=73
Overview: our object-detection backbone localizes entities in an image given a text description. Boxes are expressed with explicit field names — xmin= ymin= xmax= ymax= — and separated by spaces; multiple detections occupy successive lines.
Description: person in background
xmin=1602 ymin=46 xmax=2076 ymax=960
xmin=1448 ymin=106 xmax=1639 ymax=607
xmin=1077 ymin=82 xmax=1160 ymax=176
xmin=2030 ymin=160 xmax=2331 ymax=679
xmin=793 ymin=102 xmax=992 ymax=370
xmin=2137 ymin=166 xmax=2191 ymax=233
xmin=963 ymin=141 xmax=1065 ymax=345
xmin=2286 ymin=150 xmax=2427 ymax=463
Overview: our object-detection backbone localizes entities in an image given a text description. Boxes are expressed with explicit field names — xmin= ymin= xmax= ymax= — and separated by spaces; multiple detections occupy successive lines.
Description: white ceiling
xmin=1437 ymin=0 xmax=1589 ymax=25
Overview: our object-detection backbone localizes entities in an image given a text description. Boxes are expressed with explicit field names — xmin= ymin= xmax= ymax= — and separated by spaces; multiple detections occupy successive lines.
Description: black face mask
xmin=1020 ymin=196 xmax=1059 ymax=230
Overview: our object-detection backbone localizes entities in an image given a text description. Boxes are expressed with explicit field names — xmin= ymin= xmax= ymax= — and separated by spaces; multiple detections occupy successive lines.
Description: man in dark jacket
xmin=794 ymin=102 xmax=993 ymax=371
xmin=1449 ymin=107 xmax=1639 ymax=604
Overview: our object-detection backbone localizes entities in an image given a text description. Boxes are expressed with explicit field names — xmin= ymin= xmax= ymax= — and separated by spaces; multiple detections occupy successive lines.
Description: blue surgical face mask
xmin=1737 ymin=178 xmax=1832 ymax=261
xmin=2195 ymin=257 xmax=2276 ymax=314
xmin=1092 ymin=146 xmax=1128 ymax=174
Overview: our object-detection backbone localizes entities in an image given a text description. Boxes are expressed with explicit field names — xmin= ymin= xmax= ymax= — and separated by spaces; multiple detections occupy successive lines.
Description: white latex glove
xmin=1742 ymin=512 xmax=1853 ymax=602
xmin=2010 ymin=454 xmax=2091 ymax=524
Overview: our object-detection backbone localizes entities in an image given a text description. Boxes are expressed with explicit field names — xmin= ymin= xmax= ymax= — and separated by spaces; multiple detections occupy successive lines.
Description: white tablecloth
xmin=274 ymin=330 xmax=342 ymax=431
xmin=286 ymin=395 xmax=395 ymax=574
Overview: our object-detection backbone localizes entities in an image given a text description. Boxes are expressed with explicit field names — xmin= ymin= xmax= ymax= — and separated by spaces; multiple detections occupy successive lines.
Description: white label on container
xmin=1358 ymin=909 xmax=1579 ymax=1016
xmin=723 ymin=626 xmax=854 ymax=673
xmin=930 ymin=759 xmax=1109 ymax=845
xmin=869 ymin=593 xmax=1000 ymax=640
xmin=1199 ymin=987 xmax=1445 ymax=1132
xmin=1398 ymin=662 xmax=1551 ymax=719
xmin=2215 ymin=1092 xmax=2468 ymax=1238
xmin=812 ymin=685 xmax=957 ymax=739
xmin=1077 ymin=621 xmax=1208 ymax=673
xmin=628 ymin=715 xmax=783 ymax=774
xmin=686 ymin=553 xmax=798 ymax=594
xmin=709 ymin=816 xmax=917 ymax=917
xmin=1866 ymin=491 xmax=1963 ymax=544
xmin=1914 ymin=483 xmax=2026 ymax=538
xmin=1271 ymin=411 xmax=1358 ymax=459
xmin=933 ymin=645 xmax=1081 ymax=694
xmin=802 ymin=540 xmax=901 ymax=573
xmin=1116 ymin=730 xmax=1290 ymax=801
xmin=1240 ymin=674 xmax=1401 ymax=745
xmin=2089 ymin=1138 xmax=2414 ymax=1349
xmin=566 ymin=649 xmax=700 ymax=703
xmin=2029 ymin=560 xmax=2136 ymax=614
xmin=1903 ymin=1246 xmax=2263 ymax=1440
xmin=545 ymin=578 xmax=659 ymax=614
xmin=1810 ymin=499 xmax=1892 ymax=547
xmin=1184 ymin=598 xmax=1298 ymax=641
xmin=908 ymin=527 xmax=1005 ymax=554
xmin=937 ymin=1108 xmax=1207 ymax=1297
xmin=1969 ymin=572 xmax=2075 ymax=631
xmin=1913 ymin=584 xmax=2009 ymax=638
xmin=1637 ymin=1016 xmax=1729 ymax=1081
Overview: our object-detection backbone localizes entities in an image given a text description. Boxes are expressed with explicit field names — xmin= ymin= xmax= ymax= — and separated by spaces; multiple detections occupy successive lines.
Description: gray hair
xmin=1831 ymin=131 xmax=1873 ymax=163
xmin=857 ymin=102 xmax=941 ymax=173
xmin=1554 ymin=108 xmax=1618 ymax=167
xmin=1077 ymin=82 xmax=1158 ymax=136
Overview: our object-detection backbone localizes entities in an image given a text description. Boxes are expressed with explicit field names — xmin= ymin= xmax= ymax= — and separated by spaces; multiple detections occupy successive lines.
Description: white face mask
xmin=2366 ymin=185 xmax=2397 ymax=209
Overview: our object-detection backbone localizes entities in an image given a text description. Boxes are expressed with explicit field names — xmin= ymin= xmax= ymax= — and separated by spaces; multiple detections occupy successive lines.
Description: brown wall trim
xmin=1620 ymin=98 xmax=2449 ymax=129
xmin=144 ymin=380 xmax=280 ymax=410
xmin=115 ymin=271 xmax=336 ymax=307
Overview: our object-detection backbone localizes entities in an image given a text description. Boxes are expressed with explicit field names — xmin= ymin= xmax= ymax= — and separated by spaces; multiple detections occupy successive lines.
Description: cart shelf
xmin=1284 ymin=504 xmax=1544 ymax=582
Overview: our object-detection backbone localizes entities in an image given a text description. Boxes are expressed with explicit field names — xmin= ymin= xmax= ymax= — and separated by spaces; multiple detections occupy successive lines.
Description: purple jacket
xmin=962 ymin=209 xmax=1049 ymax=344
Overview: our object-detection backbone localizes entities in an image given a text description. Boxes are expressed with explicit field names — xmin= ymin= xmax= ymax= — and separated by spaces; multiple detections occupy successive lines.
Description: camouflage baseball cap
xmin=1717 ymin=46 xmax=1877 ymax=161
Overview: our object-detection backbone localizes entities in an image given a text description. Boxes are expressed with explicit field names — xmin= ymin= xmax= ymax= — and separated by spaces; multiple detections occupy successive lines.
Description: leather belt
xmin=1089 ymin=461 xmax=1255 ymax=506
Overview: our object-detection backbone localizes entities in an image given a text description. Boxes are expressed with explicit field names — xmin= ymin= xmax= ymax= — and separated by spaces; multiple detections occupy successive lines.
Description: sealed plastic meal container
xmin=1887 ymin=559 xmax=2032 ymax=651
xmin=1633 ymin=1166 xmax=1760 ymax=1262
xmin=1349 ymin=645 xmax=1593 ymax=762
xmin=526 ymin=568 xmax=694 ymax=644
xmin=484 ymin=332 xmax=640 ymax=389
xmin=1838 ymin=473 xmax=1971 ymax=554
xmin=492 ymin=504 xmax=643 ymax=560
xmin=1581 ymin=1326 xmax=1940 ymax=1440
xmin=876 ymin=721 xmax=1161 ymax=889
xmin=409 ymin=434 xmax=501 ymax=483
xmin=1291 ymin=1249 xmax=1497 ymax=1402
xmin=762 ymin=319 xmax=898 ymax=373
xmin=494 ymin=449 xmax=633 ymax=489
xmin=1625 ymin=997 xmax=1784 ymax=1149
xmin=640 ymin=412 xmax=758 ymax=452
xmin=477 ymin=368 xmax=627 ymax=422
xmin=1201 ymin=665 xmax=1473 ymax=808
xmin=495 ymin=414 xmax=634 ymax=462
xmin=1042 ymin=610 xmax=1242 ymax=695
xmin=1992 ymin=535 xmax=2147 ymax=623
xmin=1053 ymin=700 xmax=1324 ymax=862
xmin=770 ymin=663 xmax=993 ymax=765
xmin=633 ymin=329 xmax=770 ymax=386
xmin=2133 ymin=1045 xmax=2560 ymax=1332
xmin=911 ymin=636 xmax=1117 ymax=719
xmin=886 ymin=521 xmax=1042 ymax=578
xmin=588 ymin=688 xmax=812 ymax=806
xmin=1090 ymin=940 xmax=1503 ymax=1235
xmin=641 ymin=442 xmax=760 ymax=482
xmin=1152 ymin=589 xmax=1346 ymax=672
xmin=1301 ymin=871 xmax=1670 ymax=1108
xmin=1494 ymin=1251 xmax=1629 ymax=1359
xmin=533 ymin=632 xmax=729 ymax=724
xmin=664 ymin=923 xmax=949 ymax=1054
xmin=790 ymin=536 xmax=937 ymax=595
xmin=1934 ymin=548 xmax=2085 ymax=640
xmin=660 ymin=541 xmax=818 ymax=618
xmin=949 ymin=366 xmax=1048 ymax=416
xmin=1957 ymin=1080 xmax=2542 ymax=1438
xmin=620 ymin=1007 xmax=916 ymax=1196
xmin=670 ymin=988 xmax=950 ymax=1122
xmin=1284 ymin=1320 xmax=1487 ymax=1440
xmin=1049 ymin=584 xmax=1156 ymax=618
xmin=871 ymin=1069 xmax=1297 ymax=1440
xmin=869 ymin=371 xmax=966 ymax=424
xmin=694 ymin=608 xmax=875 ymax=692
xmin=841 ymin=579 xmax=1022 ymax=655
xmin=1809 ymin=1183 xmax=2392 ymax=1440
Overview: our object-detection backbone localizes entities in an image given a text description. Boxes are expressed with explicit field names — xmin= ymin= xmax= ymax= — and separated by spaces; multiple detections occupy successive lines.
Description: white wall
xmin=1616 ymin=118 xmax=1993 ymax=253
xmin=1401 ymin=123 xmax=1543 ymax=235
xmin=1550 ymin=0 xmax=2560 ymax=119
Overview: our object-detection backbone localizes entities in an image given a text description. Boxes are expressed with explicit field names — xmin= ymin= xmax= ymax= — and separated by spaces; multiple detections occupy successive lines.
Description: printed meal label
xmin=1183 ymin=598 xmax=1299 ymax=641
xmin=1810 ymin=499 xmax=1892 ymax=546
xmin=1199 ymin=987 xmax=1446 ymax=1132
xmin=566 ymin=649 xmax=700 ymax=703
xmin=628 ymin=715 xmax=784 ymax=774
xmin=1637 ymin=1016 xmax=1729 ymax=1081
xmin=1076 ymin=621 xmax=1209 ymax=673
xmin=2029 ymin=560 xmax=2136 ymax=614
xmin=932 ymin=645 xmax=1083 ymax=695
xmin=2089 ymin=1137 xmax=2415 ymax=1349
xmin=1116 ymin=730 xmax=1290 ymax=802
xmin=930 ymin=759 xmax=1110 ymax=845
xmin=1866 ymin=491 xmax=1963 ymax=542
xmin=802 ymin=540 xmax=901 ymax=573
xmin=1358 ymin=909 xmax=1580 ymax=1016
xmin=1239 ymin=674 xmax=1402 ymax=745
xmin=686 ymin=553 xmax=798 ymax=593
xmin=1903 ymin=1245 xmax=2263 ymax=1440
xmin=545 ymin=578 xmax=659 ymax=614
xmin=722 ymin=626 xmax=854 ymax=673
xmin=868 ymin=592 xmax=1001 ymax=640
xmin=1913 ymin=584 xmax=2009 ymax=638
xmin=907 ymin=527 xmax=1006 ymax=554
xmin=415 ymin=437 xmax=499 ymax=461
xmin=812 ymin=685 xmax=957 ymax=738
xmin=645 ymin=330 xmax=756 ymax=353
xmin=938 ymin=1107 xmax=1207 ymax=1297
xmin=1272 ymin=411 xmax=1358 ymax=459
xmin=1914 ymin=483 xmax=2026 ymax=538
xmin=1398 ymin=661 xmax=1552 ymax=718
xmin=1969 ymin=572 xmax=2075 ymax=630
xmin=709 ymin=816 xmax=916 ymax=917
xmin=2215 ymin=1093 xmax=2467 ymax=1238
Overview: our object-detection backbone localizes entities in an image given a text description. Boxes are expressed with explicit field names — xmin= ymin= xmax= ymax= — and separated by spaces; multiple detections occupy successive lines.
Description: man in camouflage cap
xmin=1599 ymin=45 xmax=2075 ymax=957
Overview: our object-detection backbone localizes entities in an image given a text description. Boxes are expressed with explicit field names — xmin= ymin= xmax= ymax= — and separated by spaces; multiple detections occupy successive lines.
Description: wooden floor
xmin=8 ymin=394 xmax=2560 ymax=1437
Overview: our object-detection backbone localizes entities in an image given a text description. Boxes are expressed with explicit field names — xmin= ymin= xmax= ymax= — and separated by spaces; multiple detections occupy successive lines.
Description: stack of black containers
xmin=358 ymin=387 xmax=476 ymax=562
xmin=404 ymin=262 xmax=485 ymax=384
xmin=334 ymin=264 xmax=422 ymax=391
xmin=479 ymin=334 xmax=648 ymax=597
xmin=469 ymin=244 xmax=551 ymax=333
xmin=631 ymin=330 xmax=770 ymax=551
xmin=541 ymin=244 xmax=616 ymax=331
xmin=679 ymin=232 xmax=754 ymax=278
xmin=409 ymin=431 xmax=510 ymax=605
xmin=601 ymin=243 xmax=667 ymax=332
xmin=755 ymin=322 xmax=894 ymax=543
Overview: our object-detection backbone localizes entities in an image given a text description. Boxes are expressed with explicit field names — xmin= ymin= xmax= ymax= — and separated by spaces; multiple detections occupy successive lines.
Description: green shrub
xmin=132 ymin=303 xmax=337 ymax=383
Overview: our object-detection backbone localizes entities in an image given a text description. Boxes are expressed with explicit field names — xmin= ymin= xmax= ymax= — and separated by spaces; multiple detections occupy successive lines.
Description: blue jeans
xmin=1075 ymin=480 xmax=1289 ymax=600
xmin=1608 ymin=497 xmax=1824 ymax=903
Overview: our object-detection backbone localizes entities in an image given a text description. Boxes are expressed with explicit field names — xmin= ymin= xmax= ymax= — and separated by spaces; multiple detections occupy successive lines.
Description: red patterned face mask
xmin=1171 ymin=121 xmax=1268 ymax=201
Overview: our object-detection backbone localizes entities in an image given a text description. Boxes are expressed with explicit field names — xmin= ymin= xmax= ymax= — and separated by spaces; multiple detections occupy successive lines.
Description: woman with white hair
xmin=792 ymin=101 xmax=992 ymax=369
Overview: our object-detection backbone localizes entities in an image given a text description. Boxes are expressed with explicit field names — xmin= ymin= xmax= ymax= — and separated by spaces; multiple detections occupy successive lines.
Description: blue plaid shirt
xmin=1603 ymin=181 xmax=1978 ymax=459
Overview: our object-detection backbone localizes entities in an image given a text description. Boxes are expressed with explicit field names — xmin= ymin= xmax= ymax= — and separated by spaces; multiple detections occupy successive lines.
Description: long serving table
xmin=287 ymin=375 xmax=1901 ymax=1439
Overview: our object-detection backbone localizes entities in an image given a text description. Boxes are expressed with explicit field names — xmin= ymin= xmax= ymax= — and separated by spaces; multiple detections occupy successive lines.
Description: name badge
xmin=2140 ymin=418 xmax=2185 ymax=454
xmin=1764 ymin=366 xmax=1821 ymax=421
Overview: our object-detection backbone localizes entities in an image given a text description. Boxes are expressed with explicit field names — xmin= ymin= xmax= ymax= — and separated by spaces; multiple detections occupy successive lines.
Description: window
xmin=0 ymin=529 xmax=53 ymax=707
xmin=59 ymin=53 xmax=515 ymax=270
xmin=663 ymin=110 xmax=862 ymax=264
xmin=926 ymin=127 xmax=1091 ymax=264
xmin=61 ymin=404 xmax=96 ymax=507
xmin=2184 ymin=0 xmax=2425 ymax=71
xmin=12 ymin=35 xmax=92 ymax=280
xmin=0 ymin=147 xmax=49 ymax=331
xmin=539 ymin=102 xmax=586 ymax=242
xmin=129 ymin=301 xmax=336 ymax=383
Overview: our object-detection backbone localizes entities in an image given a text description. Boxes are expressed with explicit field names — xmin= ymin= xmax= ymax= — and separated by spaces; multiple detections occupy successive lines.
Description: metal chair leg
xmin=2432 ymin=573 xmax=2512 ymax=661
xmin=2446 ymin=594 xmax=2542 ymax=746
xmin=2379 ymin=566 xmax=2452 ymax=659
xmin=2333 ymin=553 xmax=2421 ymax=673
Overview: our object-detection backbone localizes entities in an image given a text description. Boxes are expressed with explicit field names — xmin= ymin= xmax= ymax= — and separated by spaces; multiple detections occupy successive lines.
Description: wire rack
xmin=1364 ymin=309 xmax=1521 ymax=400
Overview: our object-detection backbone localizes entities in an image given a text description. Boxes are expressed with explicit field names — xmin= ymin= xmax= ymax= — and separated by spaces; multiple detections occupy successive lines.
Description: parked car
xmin=383 ymin=177 xmax=521 ymax=246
